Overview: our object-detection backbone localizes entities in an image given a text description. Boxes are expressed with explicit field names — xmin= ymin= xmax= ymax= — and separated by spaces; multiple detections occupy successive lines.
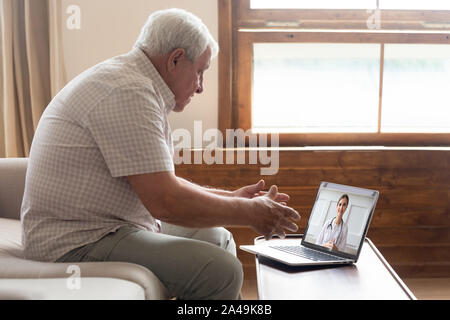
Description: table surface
xmin=254 ymin=235 xmax=416 ymax=300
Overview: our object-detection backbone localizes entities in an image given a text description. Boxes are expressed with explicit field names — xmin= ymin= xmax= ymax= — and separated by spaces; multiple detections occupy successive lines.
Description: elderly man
xmin=21 ymin=8 xmax=300 ymax=300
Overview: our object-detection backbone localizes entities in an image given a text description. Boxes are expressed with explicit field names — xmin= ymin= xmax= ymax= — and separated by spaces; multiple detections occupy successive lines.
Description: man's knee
xmin=206 ymin=251 xmax=243 ymax=300
xmin=190 ymin=227 xmax=237 ymax=256
xmin=188 ymin=245 xmax=243 ymax=300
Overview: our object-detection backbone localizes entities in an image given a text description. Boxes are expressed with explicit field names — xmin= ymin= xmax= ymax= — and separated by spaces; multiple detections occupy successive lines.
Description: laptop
xmin=240 ymin=181 xmax=379 ymax=266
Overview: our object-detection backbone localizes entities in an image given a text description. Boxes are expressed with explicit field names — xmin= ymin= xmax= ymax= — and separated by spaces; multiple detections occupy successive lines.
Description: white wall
xmin=60 ymin=0 xmax=219 ymax=136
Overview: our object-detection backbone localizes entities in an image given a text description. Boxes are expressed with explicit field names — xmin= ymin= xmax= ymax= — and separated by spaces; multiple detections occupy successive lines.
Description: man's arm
xmin=177 ymin=177 xmax=290 ymax=202
xmin=177 ymin=176 xmax=233 ymax=197
xmin=127 ymin=172 xmax=300 ymax=239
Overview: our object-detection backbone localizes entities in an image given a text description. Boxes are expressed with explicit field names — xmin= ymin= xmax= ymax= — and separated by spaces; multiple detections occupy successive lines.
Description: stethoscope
xmin=325 ymin=217 xmax=344 ymax=245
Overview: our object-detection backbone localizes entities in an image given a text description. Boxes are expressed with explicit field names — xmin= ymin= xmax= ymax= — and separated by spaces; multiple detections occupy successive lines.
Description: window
xmin=382 ymin=44 xmax=450 ymax=133
xmin=252 ymin=43 xmax=380 ymax=133
xmin=218 ymin=0 xmax=450 ymax=146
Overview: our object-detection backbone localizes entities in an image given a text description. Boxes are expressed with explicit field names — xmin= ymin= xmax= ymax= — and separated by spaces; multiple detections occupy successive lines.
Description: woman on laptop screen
xmin=316 ymin=194 xmax=349 ymax=252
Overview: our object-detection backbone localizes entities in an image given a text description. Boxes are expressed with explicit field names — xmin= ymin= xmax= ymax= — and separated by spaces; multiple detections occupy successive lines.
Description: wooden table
xmin=254 ymin=235 xmax=416 ymax=300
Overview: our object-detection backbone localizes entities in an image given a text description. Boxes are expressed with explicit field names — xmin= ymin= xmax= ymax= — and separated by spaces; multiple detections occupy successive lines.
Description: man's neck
xmin=142 ymin=50 xmax=169 ymax=83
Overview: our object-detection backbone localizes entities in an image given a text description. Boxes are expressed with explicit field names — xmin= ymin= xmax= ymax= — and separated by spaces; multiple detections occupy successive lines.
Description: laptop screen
xmin=302 ymin=182 xmax=379 ymax=260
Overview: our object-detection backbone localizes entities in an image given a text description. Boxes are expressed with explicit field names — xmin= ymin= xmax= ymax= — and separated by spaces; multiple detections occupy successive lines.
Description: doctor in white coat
xmin=316 ymin=194 xmax=349 ymax=252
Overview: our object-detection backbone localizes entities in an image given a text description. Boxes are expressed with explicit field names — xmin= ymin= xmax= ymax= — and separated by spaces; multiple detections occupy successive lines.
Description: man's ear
xmin=167 ymin=48 xmax=186 ymax=72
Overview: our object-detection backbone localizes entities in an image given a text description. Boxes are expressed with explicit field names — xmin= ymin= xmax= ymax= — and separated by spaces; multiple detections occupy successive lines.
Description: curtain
xmin=48 ymin=0 xmax=66 ymax=98
xmin=0 ymin=0 xmax=66 ymax=157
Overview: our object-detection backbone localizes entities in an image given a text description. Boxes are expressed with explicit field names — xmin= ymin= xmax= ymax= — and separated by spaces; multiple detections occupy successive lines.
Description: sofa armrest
xmin=0 ymin=257 xmax=170 ymax=300
xmin=0 ymin=277 xmax=146 ymax=300
xmin=0 ymin=217 xmax=169 ymax=299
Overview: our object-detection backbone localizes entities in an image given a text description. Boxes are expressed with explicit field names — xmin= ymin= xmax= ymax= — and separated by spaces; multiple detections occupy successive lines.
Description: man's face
xmin=168 ymin=46 xmax=211 ymax=112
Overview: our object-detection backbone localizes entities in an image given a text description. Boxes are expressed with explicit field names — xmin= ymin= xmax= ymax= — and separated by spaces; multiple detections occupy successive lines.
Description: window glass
xmin=252 ymin=43 xmax=380 ymax=133
xmin=382 ymin=44 xmax=450 ymax=133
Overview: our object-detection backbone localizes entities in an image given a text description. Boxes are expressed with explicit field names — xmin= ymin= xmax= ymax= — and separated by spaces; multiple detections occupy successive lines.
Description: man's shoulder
xmin=57 ymin=55 xmax=158 ymax=109
xmin=69 ymin=49 xmax=152 ymax=89
xmin=45 ymin=50 xmax=164 ymax=124
xmin=89 ymin=55 xmax=156 ymax=91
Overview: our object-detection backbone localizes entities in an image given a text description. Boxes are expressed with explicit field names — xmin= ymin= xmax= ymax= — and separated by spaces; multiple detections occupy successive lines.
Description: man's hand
xmin=129 ymin=172 xmax=300 ymax=240
xmin=233 ymin=180 xmax=290 ymax=203
xmin=248 ymin=184 xmax=300 ymax=240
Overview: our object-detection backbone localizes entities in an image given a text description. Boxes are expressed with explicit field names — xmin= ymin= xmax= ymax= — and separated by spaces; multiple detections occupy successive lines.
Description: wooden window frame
xmin=218 ymin=0 xmax=450 ymax=146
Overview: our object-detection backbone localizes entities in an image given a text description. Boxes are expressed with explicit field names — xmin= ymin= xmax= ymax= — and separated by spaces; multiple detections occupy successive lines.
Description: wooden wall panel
xmin=175 ymin=149 xmax=450 ymax=279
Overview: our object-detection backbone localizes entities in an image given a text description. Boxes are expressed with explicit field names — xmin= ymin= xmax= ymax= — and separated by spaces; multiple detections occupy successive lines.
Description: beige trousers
xmin=57 ymin=223 xmax=243 ymax=300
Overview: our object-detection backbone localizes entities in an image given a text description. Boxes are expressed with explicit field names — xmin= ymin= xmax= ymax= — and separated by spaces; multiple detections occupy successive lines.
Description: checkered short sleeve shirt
xmin=21 ymin=47 xmax=176 ymax=262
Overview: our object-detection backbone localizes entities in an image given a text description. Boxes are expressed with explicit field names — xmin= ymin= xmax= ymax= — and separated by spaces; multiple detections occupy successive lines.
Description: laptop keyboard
xmin=269 ymin=245 xmax=345 ymax=262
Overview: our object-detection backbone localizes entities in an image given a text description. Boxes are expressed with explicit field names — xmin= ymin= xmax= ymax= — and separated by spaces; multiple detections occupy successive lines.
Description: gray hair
xmin=135 ymin=8 xmax=219 ymax=61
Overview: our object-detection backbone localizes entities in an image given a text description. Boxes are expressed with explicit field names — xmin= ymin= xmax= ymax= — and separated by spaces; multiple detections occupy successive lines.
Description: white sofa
xmin=0 ymin=158 xmax=169 ymax=300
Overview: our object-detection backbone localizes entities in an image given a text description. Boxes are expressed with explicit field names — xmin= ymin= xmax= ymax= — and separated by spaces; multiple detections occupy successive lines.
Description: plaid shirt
xmin=21 ymin=47 xmax=175 ymax=262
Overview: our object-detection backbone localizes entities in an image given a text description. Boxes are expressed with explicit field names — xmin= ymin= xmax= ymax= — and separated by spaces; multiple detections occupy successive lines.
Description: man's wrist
xmin=233 ymin=197 xmax=254 ymax=226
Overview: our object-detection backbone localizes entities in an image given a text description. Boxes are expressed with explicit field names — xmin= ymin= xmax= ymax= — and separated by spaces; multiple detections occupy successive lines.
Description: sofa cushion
xmin=0 ymin=218 xmax=23 ymax=258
